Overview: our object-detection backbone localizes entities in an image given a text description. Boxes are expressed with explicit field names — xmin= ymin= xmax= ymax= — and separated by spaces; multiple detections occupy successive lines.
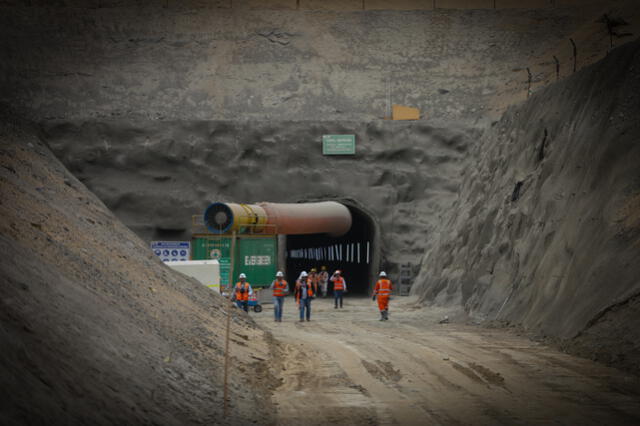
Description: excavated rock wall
xmin=1 ymin=2 xmax=626 ymax=275
xmin=0 ymin=3 xmax=583 ymax=126
xmin=41 ymin=119 xmax=473 ymax=273
xmin=413 ymin=39 xmax=640 ymax=373
xmin=0 ymin=115 xmax=278 ymax=425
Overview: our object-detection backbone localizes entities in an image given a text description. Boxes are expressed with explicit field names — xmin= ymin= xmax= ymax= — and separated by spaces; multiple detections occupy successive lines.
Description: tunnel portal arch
xmin=284 ymin=199 xmax=380 ymax=295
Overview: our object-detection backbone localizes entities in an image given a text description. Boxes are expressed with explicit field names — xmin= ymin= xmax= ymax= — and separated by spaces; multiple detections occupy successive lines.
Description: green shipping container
xmin=192 ymin=236 xmax=233 ymax=288
xmin=192 ymin=235 xmax=277 ymax=289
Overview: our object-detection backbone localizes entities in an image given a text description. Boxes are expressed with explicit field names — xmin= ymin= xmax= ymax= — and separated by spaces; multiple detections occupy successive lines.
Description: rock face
xmin=0 ymin=115 xmax=277 ymax=425
xmin=413 ymin=39 xmax=640 ymax=373
xmin=0 ymin=3 xmax=584 ymax=126
xmin=42 ymin=119 xmax=472 ymax=273
xmin=1 ymin=1 xmax=631 ymax=275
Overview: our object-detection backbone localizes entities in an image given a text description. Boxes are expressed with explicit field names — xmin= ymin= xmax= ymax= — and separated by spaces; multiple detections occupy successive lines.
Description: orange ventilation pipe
xmin=203 ymin=202 xmax=352 ymax=237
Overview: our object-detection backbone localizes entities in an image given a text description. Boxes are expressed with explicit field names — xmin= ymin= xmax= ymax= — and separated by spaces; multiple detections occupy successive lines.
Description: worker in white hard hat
xmin=330 ymin=270 xmax=347 ymax=309
xmin=269 ymin=271 xmax=289 ymax=322
xmin=295 ymin=271 xmax=314 ymax=322
xmin=232 ymin=273 xmax=253 ymax=312
xmin=372 ymin=271 xmax=393 ymax=321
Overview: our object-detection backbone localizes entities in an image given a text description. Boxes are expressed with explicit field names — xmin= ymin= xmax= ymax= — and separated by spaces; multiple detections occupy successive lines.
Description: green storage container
xmin=234 ymin=236 xmax=277 ymax=289
xmin=192 ymin=236 xmax=233 ymax=287
xmin=192 ymin=235 xmax=277 ymax=289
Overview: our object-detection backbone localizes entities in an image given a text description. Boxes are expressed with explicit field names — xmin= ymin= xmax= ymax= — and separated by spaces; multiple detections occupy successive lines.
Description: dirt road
xmin=258 ymin=296 xmax=640 ymax=425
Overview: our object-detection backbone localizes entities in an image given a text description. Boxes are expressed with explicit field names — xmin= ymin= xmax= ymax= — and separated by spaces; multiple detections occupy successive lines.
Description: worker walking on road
xmin=319 ymin=266 xmax=329 ymax=297
xmin=269 ymin=271 xmax=289 ymax=322
xmin=308 ymin=268 xmax=319 ymax=296
xmin=330 ymin=270 xmax=347 ymax=309
xmin=232 ymin=273 xmax=253 ymax=312
xmin=372 ymin=271 xmax=393 ymax=321
xmin=295 ymin=271 xmax=314 ymax=322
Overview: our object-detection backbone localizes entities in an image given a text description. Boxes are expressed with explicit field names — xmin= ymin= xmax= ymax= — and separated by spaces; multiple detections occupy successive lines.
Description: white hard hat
xmin=276 ymin=271 xmax=284 ymax=277
xmin=300 ymin=271 xmax=308 ymax=277
xmin=334 ymin=270 xmax=341 ymax=275
xmin=239 ymin=273 xmax=246 ymax=279
xmin=379 ymin=271 xmax=387 ymax=277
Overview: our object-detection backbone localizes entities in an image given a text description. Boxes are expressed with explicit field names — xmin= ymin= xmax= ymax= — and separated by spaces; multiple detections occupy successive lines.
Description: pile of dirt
xmin=0 ymin=114 xmax=278 ymax=425
xmin=414 ymin=38 xmax=640 ymax=374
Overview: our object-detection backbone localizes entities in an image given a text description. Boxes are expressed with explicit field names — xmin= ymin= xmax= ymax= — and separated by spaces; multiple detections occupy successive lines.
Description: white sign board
xmin=151 ymin=241 xmax=190 ymax=262
xmin=164 ymin=260 xmax=221 ymax=293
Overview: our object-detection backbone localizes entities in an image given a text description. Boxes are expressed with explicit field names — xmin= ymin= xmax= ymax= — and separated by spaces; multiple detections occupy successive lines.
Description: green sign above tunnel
xmin=322 ymin=134 xmax=356 ymax=155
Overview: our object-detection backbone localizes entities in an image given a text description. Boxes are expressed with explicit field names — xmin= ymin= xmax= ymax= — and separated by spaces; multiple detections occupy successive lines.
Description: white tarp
xmin=164 ymin=260 xmax=221 ymax=293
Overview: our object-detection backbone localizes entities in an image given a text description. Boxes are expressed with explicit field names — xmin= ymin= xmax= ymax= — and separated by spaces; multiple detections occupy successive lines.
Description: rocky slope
xmin=414 ymin=39 xmax=640 ymax=374
xmin=0 ymin=114 xmax=277 ymax=425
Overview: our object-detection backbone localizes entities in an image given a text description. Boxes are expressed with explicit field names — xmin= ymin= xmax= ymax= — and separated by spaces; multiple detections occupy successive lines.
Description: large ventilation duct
xmin=203 ymin=202 xmax=352 ymax=237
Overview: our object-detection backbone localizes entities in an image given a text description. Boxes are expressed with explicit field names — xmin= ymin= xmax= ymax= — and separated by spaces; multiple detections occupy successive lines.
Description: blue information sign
xmin=151 ymin=241 xmax=191 ymax=262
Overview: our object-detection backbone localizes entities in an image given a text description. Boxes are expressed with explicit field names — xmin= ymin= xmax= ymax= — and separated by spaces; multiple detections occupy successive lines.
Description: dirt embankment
xmin=0 ymin=115 xmax=277 ymax=425
xmin=414 ymin=39 xmax=640 ymax=374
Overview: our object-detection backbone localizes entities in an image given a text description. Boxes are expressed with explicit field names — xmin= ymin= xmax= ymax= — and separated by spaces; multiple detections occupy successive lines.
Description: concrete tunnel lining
xmin=285 ymin=200 xmax=380 ymax=295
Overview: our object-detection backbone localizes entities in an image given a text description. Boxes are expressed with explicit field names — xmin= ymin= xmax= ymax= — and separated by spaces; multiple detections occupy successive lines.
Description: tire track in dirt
xmin=262 ymin=297 xmax=640 ymax=426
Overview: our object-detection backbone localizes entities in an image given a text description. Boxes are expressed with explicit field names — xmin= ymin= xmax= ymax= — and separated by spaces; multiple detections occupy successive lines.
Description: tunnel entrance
xmin=285 ymin=201 xmax=379 ymax=295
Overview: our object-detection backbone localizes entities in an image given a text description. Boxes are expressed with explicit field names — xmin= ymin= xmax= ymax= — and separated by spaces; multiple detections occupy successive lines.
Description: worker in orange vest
xmin=330 ymin=270 xmax=347 ymax=309
xmin=308 ymin=268 xmax=319 ymax=295
xmin=372 ymin=271 xmax=393 ymax=321
xmin=269 ymin=271 xmax=289 ymax=322
xmin=232 ymin=273 xmax=253 ymax=312
xmin=295 ymin=271 xmax=314 ymax=322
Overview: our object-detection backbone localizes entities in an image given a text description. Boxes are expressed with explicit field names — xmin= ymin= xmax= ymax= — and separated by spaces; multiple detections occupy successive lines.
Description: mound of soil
xmin=0 ymin=115 xmax=277 ymax=425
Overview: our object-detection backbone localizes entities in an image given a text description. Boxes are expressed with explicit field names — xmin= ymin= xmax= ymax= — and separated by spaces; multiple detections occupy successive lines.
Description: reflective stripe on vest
xmin=306 ymin=279 xmax=314 ymax=297
xmin=273 ymin=280 xmax=288 ymax=297
xmin=235 ymin=282 xmax=250 ymax=301
xmin=333 ymin=277 xmax=345 ymax=291
xmin=377 ymin=279 xmax=392 ymax=296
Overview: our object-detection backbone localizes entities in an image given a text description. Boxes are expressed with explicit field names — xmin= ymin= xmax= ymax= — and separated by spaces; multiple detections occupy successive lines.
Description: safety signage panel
xmin=151 ymin=241 xmax=190 ymax=262
xmin=322 ymin=134 xmax=356 ymax=155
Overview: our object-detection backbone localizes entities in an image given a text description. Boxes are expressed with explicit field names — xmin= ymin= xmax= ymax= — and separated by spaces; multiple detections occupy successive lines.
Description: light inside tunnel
xmin=285 ymin=204 xmax=377 ymax=295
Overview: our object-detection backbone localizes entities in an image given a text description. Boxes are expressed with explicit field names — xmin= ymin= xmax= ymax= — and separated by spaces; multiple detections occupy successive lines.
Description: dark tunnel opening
xmin=285 ymin=203 xmax=378 ymax=295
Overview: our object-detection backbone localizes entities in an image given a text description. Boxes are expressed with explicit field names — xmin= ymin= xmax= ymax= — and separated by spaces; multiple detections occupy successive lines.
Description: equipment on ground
xmin=247 ymin=292 xmax=262 ymax=313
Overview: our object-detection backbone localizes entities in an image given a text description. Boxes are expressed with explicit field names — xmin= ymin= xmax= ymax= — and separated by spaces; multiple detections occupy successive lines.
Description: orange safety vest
xmin=235 ymin=282 xmax=251 ymax=301
xmin=295 ymin=279 xmax=314 ymax=302
xmin=308 ymin=274 xmax=318 ymax=293
xmin=333 ymin=277 xmax=345 ymax=291
xmin=273 ymin=279 xmax=288 ymax=297
xmin=375 ymin=279 xmax=392 ymax=296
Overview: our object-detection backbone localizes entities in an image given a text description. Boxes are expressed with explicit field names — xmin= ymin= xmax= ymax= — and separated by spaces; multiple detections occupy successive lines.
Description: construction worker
xmin=232 ymin=273 xmax=253 ymax=312
xmin=308 ymin=268 xmax=319 ymax=296
xmin=372 ymin=271 xmax=393 ymax=321
xmin=269 ymin=271 xmax=289 ymax=322
xmin=318 ymin=266 xmax=329 ymax=297
xmin=330 ymin=270 xmax=347 ymax=309
xmin=295 ymin=271 xmax=314 ymax=322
